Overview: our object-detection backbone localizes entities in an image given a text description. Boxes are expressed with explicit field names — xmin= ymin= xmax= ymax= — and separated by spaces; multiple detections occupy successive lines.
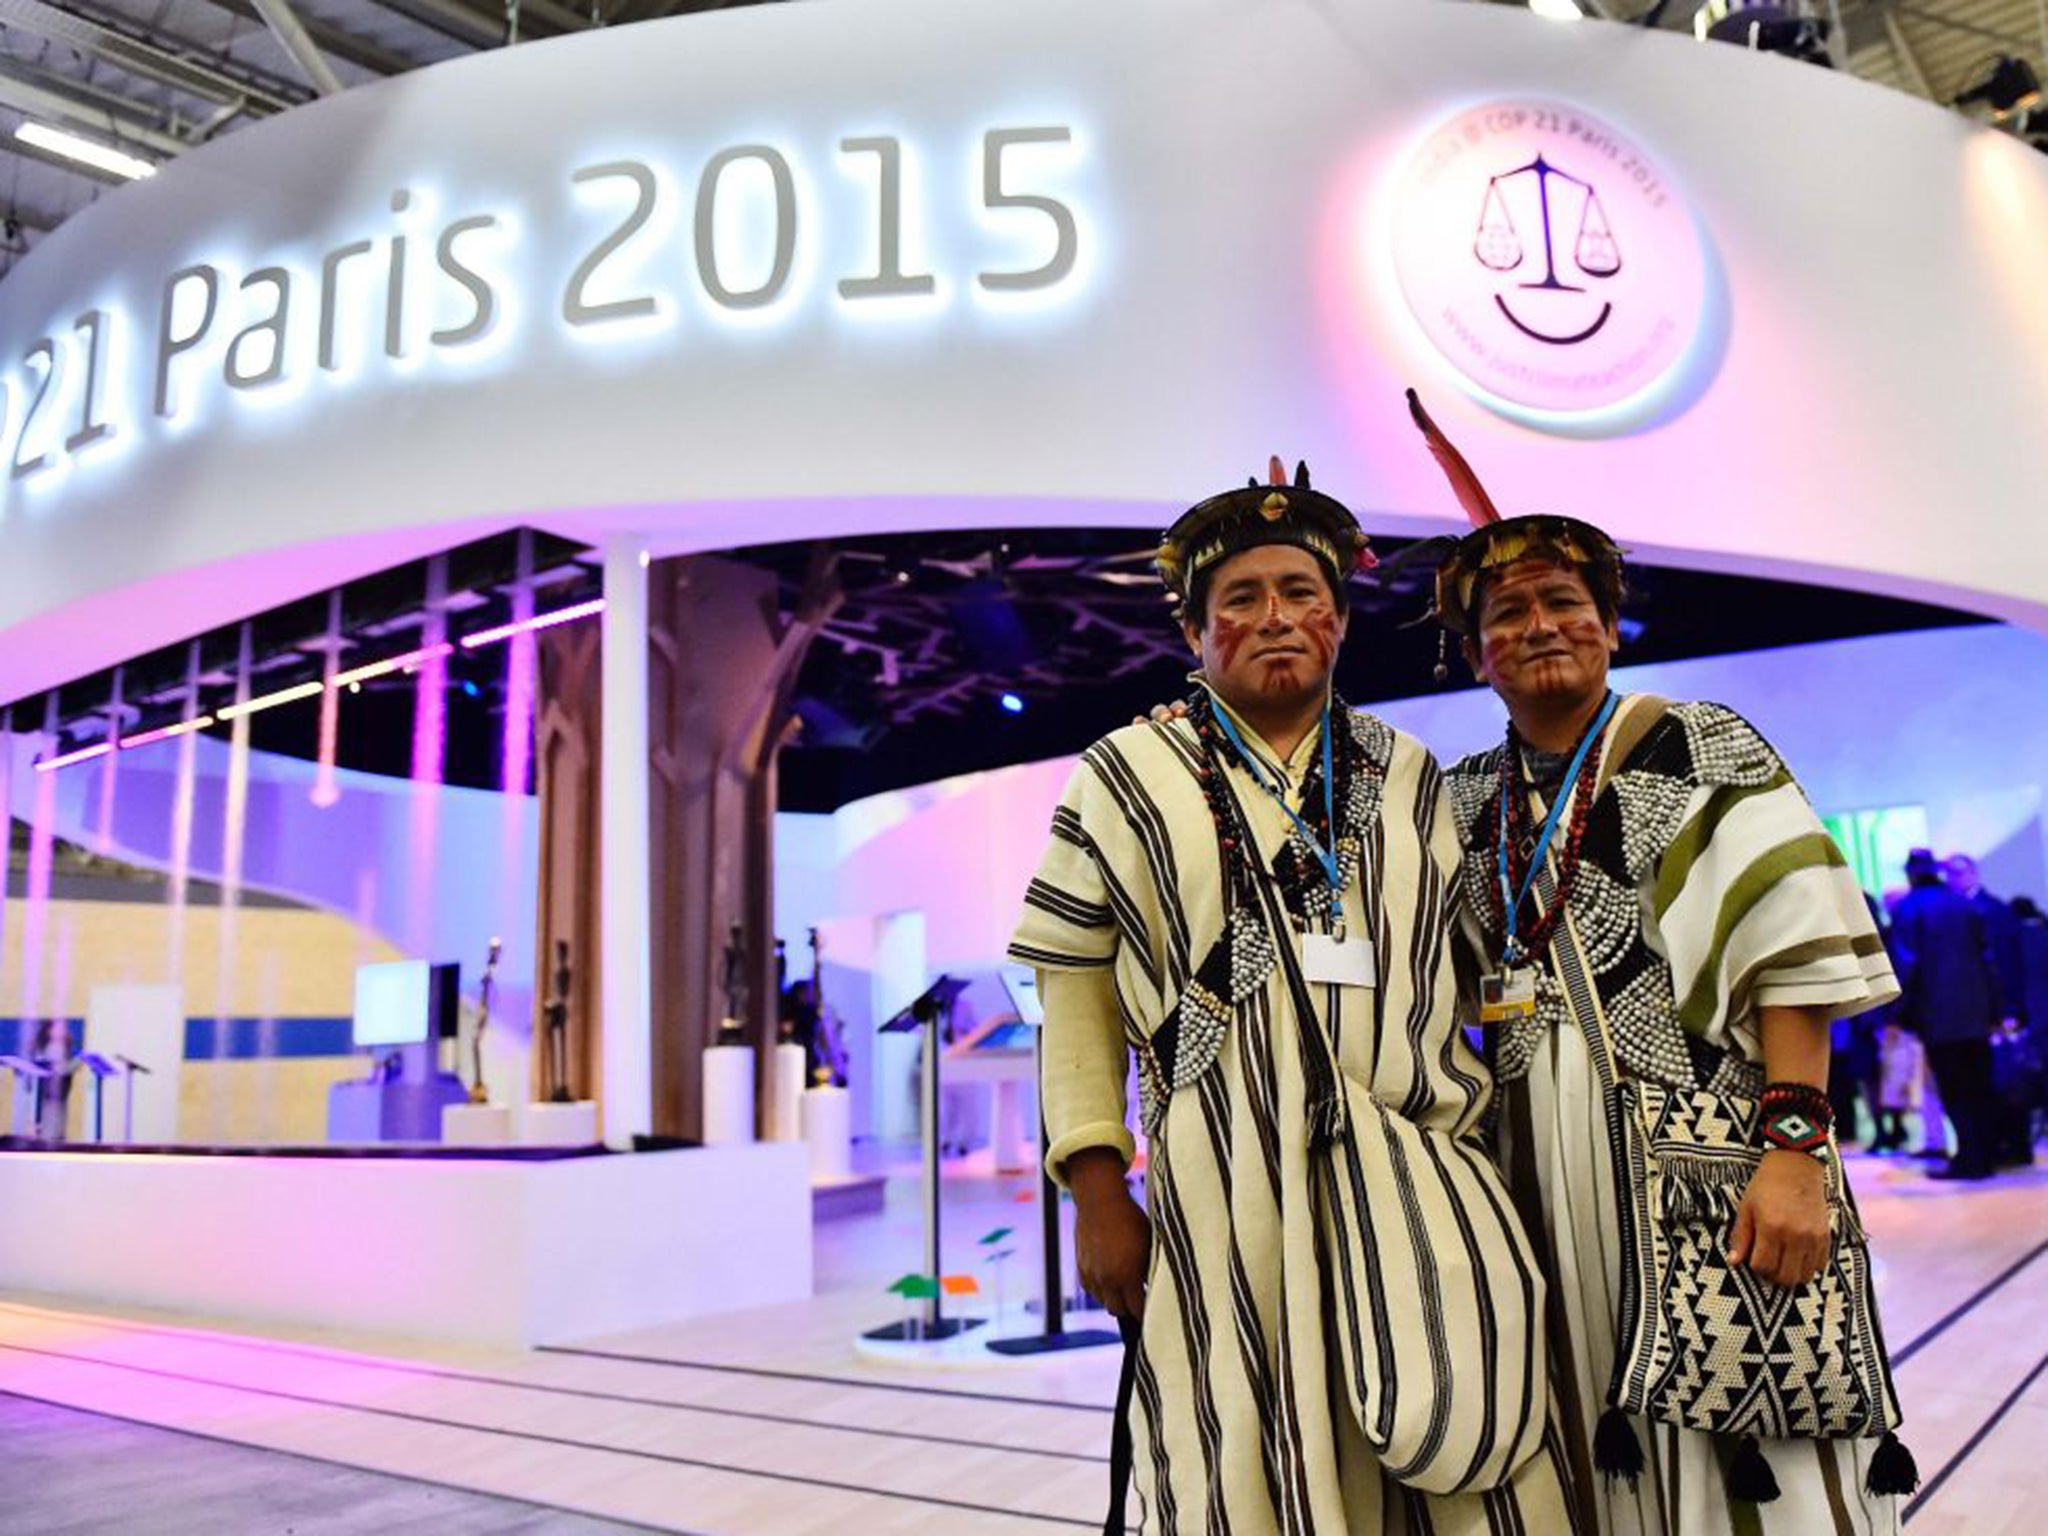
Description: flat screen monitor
xmin=353 ymin=960 xmax=432 ymax=1048
xmin=999 ymin=964 xmax=1044 ymax=1028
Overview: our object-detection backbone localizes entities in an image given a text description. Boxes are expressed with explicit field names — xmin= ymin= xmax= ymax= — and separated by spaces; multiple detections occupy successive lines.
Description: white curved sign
xmin=1390 ymin=98 xmax=1710 ymax=423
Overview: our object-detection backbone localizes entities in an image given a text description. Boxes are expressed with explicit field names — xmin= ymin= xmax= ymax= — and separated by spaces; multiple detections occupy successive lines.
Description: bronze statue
xmin=469 ymin=936 xmax=502 ymax=1104
xmin=808 ymin=926 xmax=850 ymax=1087
xmin=717 ymin=921 xmax=748 ymax=1046
xmin=544 ymin=938 xmax=572 ymax=1103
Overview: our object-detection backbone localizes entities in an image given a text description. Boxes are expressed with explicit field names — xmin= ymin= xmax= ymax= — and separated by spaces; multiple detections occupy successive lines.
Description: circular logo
xmin=1391 ymin=99 xmax=1708 ymax=419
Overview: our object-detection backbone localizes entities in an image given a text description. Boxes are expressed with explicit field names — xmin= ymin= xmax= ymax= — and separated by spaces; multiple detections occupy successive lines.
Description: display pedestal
xmin=800 ymin=1085 xmax=852 ymax=1179
xmin=524 ymin=1100 xmax=599 ymax=1147
xmin=986 ymin=1014 xmax=1118 ymax=1358
xmin=768 ymin=1042 xmax=807 ymax=1141
xmin=442 ymin=1103 xmax=515 ymax=1146
xmin=0 ymin=1143 xmax=811 ymax=1346
xmin=862 ymin=976 xmax=982 ymax=1344
xmin=701 ymin=1044 xmax=755 ymax=1145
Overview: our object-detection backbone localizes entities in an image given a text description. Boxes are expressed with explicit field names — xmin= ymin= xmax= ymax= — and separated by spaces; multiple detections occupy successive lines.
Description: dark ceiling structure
xmin=1 ymin=523 xmax=1986 ymax=813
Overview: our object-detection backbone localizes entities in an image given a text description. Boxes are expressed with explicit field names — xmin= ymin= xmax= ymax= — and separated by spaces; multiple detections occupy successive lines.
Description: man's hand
xmin=1066 ymin=1148 xmax=1152 ymax=1320
xmin=1727 ymin=1150 xmax=1831 ymax=1288
xmin=1132 ymin=700 xmax=1191 ymax=727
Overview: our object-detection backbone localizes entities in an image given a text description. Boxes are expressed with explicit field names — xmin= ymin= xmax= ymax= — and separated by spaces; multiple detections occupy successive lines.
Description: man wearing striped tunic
xmin=1009 ymin=462 xmax=1574 ymax=1534
xmin=1406 ymin=394 xmax=1914 ymax=1536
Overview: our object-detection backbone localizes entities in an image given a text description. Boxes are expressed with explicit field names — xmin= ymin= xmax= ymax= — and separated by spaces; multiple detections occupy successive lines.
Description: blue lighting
xmin=1000 ymin=692 xmax=1024 ymax=714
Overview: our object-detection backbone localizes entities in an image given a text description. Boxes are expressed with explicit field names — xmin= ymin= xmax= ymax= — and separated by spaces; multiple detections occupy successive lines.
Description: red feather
xmin=1405 ymin=389 xmax=1502 ymax=529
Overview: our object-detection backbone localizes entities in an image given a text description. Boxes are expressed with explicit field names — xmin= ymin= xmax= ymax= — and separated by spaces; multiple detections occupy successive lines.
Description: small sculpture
xmin=469 ymin=936 xmax=502 ymax=1104
xmin=808 ymin=927 xmax=850 ymax=1087
xmin=544 ymin=938 xmax=572 ymax=1103
xmin=717 ymin=921 xmax=748 ymax=1046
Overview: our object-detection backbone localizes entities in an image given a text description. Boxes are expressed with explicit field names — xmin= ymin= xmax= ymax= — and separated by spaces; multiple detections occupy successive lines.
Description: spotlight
xmin=1000 ymin=693 xmax=1025 ymax=714
xmin=1955 ymin=56 xmax=2044 ymax=120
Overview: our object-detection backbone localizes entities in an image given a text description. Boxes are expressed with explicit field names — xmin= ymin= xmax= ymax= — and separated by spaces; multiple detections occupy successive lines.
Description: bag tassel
xmin=1593 ymin=1406 xmax=1645 ymax=1486
xmin=1865 ymin=1430 xmax=1920 ymax=1497
xmin=1727 ymin=1435 xmax=1781 ymax=1503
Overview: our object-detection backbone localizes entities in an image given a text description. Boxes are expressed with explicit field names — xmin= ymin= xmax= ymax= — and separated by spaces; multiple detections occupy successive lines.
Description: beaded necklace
xmin=1186 ymin=688 xmax=1361 ymax=922
xmin=1489 ymin=709 xmax=1607 ymax=964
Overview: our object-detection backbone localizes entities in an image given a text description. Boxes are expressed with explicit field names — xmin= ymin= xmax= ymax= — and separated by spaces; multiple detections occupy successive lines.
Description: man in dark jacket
xmin=1892 ymin=849 xmax=2001 ymax=1179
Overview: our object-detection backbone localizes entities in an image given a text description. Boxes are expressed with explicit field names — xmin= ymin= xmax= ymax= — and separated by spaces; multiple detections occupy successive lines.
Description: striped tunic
xmin=1011 ymin=701 xmax=1575 ymax=1535
xmin=1447 ymin=694 xmax=1904 ymax=1536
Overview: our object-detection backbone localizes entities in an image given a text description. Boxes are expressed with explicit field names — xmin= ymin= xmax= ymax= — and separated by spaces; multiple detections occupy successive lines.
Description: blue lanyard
xmin=1209 ymin=700 xmax=1342 ymax=898
xmin=1496 ymin=691 xmax=1620 ymax=963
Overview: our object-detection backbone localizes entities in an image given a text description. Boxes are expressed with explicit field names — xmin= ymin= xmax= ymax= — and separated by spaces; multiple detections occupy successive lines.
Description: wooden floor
xmin=1 ymin=1147 xmax=2044 ymax=1534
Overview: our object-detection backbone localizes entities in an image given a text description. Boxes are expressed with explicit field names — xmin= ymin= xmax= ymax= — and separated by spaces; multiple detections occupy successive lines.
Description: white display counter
xmin=0 ymin=1142 xmax=810 ymax=1348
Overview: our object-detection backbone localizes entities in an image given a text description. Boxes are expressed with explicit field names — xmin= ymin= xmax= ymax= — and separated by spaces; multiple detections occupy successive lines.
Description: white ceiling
xmin=0 ymin=0 xmax=2039 ymax=274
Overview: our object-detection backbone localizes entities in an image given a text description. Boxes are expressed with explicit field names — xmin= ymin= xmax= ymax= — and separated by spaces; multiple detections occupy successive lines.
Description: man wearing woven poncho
xmin=1008 ymin=459 xmax=1574 ymax=1533
xmin=1406 ymin=390 xmax=1918 ymax=1536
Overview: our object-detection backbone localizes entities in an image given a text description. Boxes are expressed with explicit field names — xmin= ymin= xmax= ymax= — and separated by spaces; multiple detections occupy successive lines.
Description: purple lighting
xmin=34 ymin=742 xmax=112 ymax=773
xmin=460 ymin=598 xmax=606 ymax=650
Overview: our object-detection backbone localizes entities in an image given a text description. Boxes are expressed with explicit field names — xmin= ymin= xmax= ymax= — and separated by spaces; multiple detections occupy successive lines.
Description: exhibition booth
xmin=3 ymin=0 xmax=2048 ymax=1355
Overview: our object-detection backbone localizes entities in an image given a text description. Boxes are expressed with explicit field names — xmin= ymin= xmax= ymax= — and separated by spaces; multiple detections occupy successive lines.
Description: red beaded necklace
xmin=1489 ymin=717 xmax=1606 ymax=964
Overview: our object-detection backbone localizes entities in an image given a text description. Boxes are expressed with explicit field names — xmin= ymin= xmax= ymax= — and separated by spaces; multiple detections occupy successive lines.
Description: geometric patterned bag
xmin=1607 ymin=1076 xmax=1901 ymax=1441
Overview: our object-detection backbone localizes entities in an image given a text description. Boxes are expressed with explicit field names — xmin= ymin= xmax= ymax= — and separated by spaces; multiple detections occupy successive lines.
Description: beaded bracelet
xmin=1759 ymin=1082 xmax=1833 ymax=1155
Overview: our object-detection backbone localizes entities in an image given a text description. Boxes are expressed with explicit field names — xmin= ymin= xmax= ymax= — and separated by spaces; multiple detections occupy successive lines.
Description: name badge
xmin=1478 ymin=968 xmax=1538 ymax=1024
xmin=1303 ymin=931 xmax=1376 ymax=988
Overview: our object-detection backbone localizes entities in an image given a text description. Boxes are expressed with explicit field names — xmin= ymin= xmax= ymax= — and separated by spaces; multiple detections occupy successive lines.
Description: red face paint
xmin=1210 ymin=612 xmax=1253 ymax=673
xmin=1298 ymin=605 xmax=1341 ymax=671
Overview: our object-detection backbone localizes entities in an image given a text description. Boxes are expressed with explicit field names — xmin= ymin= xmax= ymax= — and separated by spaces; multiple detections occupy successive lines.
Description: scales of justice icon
xmin=1472 ymin=153 xmax=1622 ymax=346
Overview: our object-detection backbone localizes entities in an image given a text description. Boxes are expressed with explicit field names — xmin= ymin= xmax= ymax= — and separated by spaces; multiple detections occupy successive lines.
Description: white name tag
xmin=1303 ymin=931 xmax=1376 ymax=988
xmin=1478 ymin=968 xmax=1538 ymax=1024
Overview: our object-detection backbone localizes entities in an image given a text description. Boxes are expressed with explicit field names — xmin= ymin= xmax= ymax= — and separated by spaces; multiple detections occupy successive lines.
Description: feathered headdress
xmin=1403 ymin=388 xmax=1627 ymax=636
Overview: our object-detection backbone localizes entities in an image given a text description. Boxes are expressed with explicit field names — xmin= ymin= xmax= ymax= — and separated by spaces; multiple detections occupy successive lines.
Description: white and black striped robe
xmin=1447 ymin=695 xmax=1903 ymax=1536
xmin=1011 ymin=706 xmax=1576 ymax=1535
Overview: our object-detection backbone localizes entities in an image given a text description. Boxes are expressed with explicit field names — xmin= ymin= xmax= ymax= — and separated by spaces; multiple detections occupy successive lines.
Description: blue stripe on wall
xmin=0 ymin=1017 xmax=357 ymax=1061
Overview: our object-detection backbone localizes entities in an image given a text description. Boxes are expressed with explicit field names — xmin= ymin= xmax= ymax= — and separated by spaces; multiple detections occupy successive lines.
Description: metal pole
xmin=1039 ymin=1030 xmax=1064 ymax=1339
xmin=923 ymin=1002 xmax=942 ymax=1335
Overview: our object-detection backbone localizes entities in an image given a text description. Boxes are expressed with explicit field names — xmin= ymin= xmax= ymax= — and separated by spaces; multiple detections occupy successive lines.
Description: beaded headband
xmin=1155 ymin=457 xmax=1377 ymax=619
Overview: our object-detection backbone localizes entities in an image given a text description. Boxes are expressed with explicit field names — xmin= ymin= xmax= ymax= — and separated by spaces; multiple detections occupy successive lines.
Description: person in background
xmin=1891 ymin=849 xmax=2001 ymax=1180
xmin=1828 ymin=891 xmax=1891 ymax=1147
xmin=2000 ymin=895 xmax=2048 ymax=1160
xmin=1949 ymin=855 xmax=2034 ymax=1167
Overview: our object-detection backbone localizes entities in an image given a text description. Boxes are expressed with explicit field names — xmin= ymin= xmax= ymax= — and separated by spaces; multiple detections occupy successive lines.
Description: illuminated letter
xmin=155 ymin=263 xmax=220 ymax=418
xmin=387 ymin=188 xmax=410 ymax=360
xmin=433 ymin=215 xmax=500 ymax=346
xmin=318 ymin=240 xmax=373 ymax=371
xmin=66 ymin=308 xmax=115 ymax=452
xmin=563 ymin=161 xmax=659 ymax=326
xmin=978 ymin=128 xmax=1077 ymax=292
xmin=225 ymin=268 xmax=292 ymax=390
xmin=837 ymin=136 xmax=934 ymax=300
xmin=12 ymin=338 xmax=57 ymax=477
xmin=695 ymin=145 xmax=796 ymax=310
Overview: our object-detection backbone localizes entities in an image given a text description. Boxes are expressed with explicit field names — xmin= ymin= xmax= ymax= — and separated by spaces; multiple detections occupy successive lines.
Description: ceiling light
xmin=1529 ymin=0 xmax=1583 ymax=20
xmin=15 ymin=122 xmax=156 ymax=181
